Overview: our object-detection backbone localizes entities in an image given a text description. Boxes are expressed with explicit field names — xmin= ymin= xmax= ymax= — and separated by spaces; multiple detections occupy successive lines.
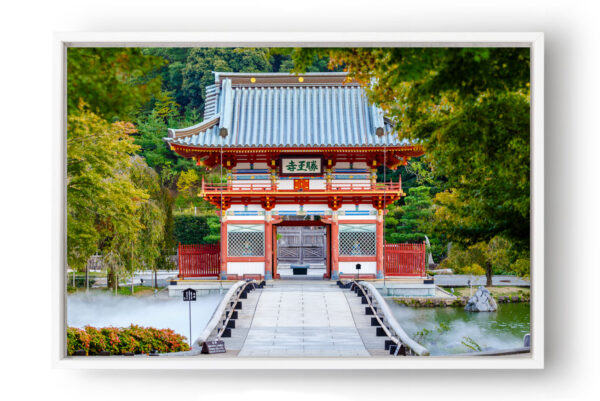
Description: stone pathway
xmin=434 ymin=275 xmax=530 ymax=287
xmin=237 ymin=281 xmax=370 ymax=357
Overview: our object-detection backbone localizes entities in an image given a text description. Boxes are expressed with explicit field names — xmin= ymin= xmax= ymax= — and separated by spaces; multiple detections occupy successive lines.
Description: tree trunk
xmin=107 ymin=269 xmax=115 ymax=289
xmin=486 ymin=261 xmax=493 ymax=287
xmin=85 ymin=265 xmax=89 ymax=292
xmin=154 ymin=270 xmax=158 ymax=289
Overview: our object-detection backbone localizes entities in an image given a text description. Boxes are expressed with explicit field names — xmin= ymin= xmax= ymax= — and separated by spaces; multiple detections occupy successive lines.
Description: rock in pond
xmin=464 ymin=286 xmax=498 ymax=312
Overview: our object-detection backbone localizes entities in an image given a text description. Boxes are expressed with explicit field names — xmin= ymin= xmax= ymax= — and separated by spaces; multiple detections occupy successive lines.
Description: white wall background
xmin=1 ymin=1 xmax=599 ymax=400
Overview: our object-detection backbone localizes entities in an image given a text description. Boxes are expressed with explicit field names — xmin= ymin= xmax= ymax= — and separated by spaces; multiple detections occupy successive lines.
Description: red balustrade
xmin=202 ymin=181 xmax=401 ymax=193
xmin=384 ymin=243 xmax=427 ymax=277
xmin=177 ymin=243 xmax=220 ymax=278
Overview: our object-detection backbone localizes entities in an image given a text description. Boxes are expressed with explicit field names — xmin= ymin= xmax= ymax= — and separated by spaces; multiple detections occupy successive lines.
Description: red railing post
xmin=177 ymin=242 xmax=182 ymax=278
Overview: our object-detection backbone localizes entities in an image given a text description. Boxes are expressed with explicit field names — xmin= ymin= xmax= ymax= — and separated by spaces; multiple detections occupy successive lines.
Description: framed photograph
xmin=53 ymin=32 xmax=543 ymax=369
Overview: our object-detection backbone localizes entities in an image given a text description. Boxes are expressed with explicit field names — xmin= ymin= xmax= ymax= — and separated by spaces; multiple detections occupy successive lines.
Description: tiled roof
xmin=165 ymin=72 xmax=407 ymax=148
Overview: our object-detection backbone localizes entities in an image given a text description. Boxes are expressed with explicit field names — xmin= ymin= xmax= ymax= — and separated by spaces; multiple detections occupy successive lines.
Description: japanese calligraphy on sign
xmin=280 ymin=157 xmax=322 ymax=176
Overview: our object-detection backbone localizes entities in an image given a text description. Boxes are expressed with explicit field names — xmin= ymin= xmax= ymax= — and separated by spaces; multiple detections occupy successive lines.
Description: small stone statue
xmin=464 ymin=286 xmax=498 ymax=312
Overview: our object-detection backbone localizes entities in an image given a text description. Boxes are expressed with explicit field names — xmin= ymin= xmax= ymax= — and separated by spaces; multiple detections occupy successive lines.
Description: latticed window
xmin=227 ymin=224 xmax=265 ymax=257
xmin=339 ymin=224 xmax=376 ymax=256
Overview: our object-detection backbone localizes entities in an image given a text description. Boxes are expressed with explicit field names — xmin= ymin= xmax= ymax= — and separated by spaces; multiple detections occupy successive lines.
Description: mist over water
xmin=67 ymin=291 xmax=529 ymax=356
xmin=67 ymin=293 xmax=224 ymax=340
xmin=386 ymin=300 xmax=530 ymax=355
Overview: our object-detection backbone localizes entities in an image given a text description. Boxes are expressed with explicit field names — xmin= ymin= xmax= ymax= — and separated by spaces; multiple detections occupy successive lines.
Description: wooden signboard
xmin=201 ymin=340 xmax=226 ymax=354
xmin=279 ymin=156 xmax=323 ymax=176
xmin=183 ymin=288 xmax=197 ymax=301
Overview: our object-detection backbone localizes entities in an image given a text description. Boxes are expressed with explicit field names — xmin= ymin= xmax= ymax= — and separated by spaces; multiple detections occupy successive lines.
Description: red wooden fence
xmin=384 ymin=243 xmax=427 ymax=277
xmin=178 ymin=243 xmax=220 ymax=278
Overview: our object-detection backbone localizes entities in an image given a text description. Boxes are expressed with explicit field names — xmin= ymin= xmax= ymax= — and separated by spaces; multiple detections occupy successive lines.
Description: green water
xmin=385 ymin=300 xmax=530 ymax=356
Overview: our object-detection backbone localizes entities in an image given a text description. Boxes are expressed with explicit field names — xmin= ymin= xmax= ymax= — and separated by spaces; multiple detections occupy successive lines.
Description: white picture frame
xmin=53 ymin=32 xmax=544 ymax=370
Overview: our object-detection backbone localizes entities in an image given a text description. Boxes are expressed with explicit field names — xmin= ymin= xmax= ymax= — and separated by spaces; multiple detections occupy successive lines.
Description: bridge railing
xmin=355 ymin=280 xmax=429 ymax=356
xmin=194 ymin=279 xmax=259 ymax=347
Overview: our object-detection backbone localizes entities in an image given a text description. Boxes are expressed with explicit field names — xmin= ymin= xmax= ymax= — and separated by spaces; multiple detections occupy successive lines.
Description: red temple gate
xmin=177 ymin=243 xmax=221 ymax=278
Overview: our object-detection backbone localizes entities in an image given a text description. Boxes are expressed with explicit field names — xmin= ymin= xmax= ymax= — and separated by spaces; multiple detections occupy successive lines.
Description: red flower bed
xmin=67 ymin=325 xmax=190 ymax=356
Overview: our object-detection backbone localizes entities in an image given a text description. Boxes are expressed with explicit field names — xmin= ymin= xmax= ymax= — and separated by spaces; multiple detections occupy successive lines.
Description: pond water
xmin=385 ymin=300 xmax=530 ymax=356
xmin=67 ymin=293 xmax=223 ymax=341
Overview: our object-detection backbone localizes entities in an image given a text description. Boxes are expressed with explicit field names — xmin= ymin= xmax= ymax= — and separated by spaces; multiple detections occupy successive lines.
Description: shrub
xmin=439 ymin=236 xmax=512 ymax=275
xmin=74 ymin=276 xmax=96 ymax=288
xmin=173 ymin=214 xmax=220 ymax=244
xmin=67 ymin=325 xmax=190 ymax=355
xmin=510 ymin=258 xmax=530 ymax=278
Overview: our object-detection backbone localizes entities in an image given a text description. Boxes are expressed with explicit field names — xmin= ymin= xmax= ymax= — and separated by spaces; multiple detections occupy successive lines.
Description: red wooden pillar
xmin=220 ymin=219 xmax=227 ymax=280
xmin=331 ymin=218 xmax=339 ymax=280
xmin=376 ymin=216 xmax=384 ymax=279
xmin=264 ymin=221 xmax=273 ymax=280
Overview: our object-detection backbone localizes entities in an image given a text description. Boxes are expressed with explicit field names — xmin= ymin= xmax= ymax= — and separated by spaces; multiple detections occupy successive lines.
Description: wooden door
xmin=294 ymin=179 xmax=309 ymax=191
xmin=277 ymin=226 xmax=326 ymax=265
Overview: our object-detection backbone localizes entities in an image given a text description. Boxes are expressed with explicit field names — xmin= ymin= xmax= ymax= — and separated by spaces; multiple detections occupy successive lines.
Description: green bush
xmin=67 ymin=325 xmax=190 ymax=355
xmin=72 ymin=276 xmax=96 ymax=288
xmin=510 ymin=258 xmax=530 ymax=278
xmin=173 ymin=214 xmax=220 ymax=244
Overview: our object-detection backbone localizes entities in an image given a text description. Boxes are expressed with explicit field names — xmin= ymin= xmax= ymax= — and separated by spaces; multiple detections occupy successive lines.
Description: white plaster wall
xmin=339 ymin=261 xmax=376 ymax=275
xmin=273 ymin=203 xmax=301 ymax=212
xmin=232 ymin=179 xmax=271 ymax=187
xmin=226 ymin=262 xmax=265 ymax=275
xmin=277 ymin=180 xmax=294 ymax=190
xmin=271 ymin=204 xmax=331 ymax=213
xmin=339 ymin=204 xmax=376 ymax=212
xmin=234 ymin=162 xmax=269 ymax=170
xmin=331 ymin=179 xmax=371 ymax=186
xmin=309 ymin=179 xmax=326 ymax=190
xmin=225 ymin=215 xmax=266 ymax=221
xmin=229 ymin=204 xmax=264 ymax=212
xmin=334 ymin=162 xmax=368 ymax=170
xmin=338 ymin=215 xmax=377 ymax=221
xmin=302 ymin=203 xmax=329 ymax=212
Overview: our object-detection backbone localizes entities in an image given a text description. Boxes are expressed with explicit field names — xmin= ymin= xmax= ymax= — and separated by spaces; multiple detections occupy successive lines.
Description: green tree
xmin=67 ymin=48 xmax=169 ymax=290
xmin=173 ymin=214 xmax=220 ymax=245
xmin=290 ymin=48 xmax=530 ymax=253
xmin=386 ymin=186 xmax=432 ymax=243
xmin=129 ymin=157 xmax=168 ymax=288
xmin=181 ymin=48 xmax=271 ymax=113
xmin=385 ymin=186 xmax=446 ymax=261
xmin=134 ymin=108 xmax=198 ymax=189
xmin=67 ymin=48 xmax=165 ymax=121
xmin=440 ymin=235 xmax=513 ymax=286
xmin=67 ymin=110 xmax=146 ymax=272
xmin=177 ymin=170 xmax=201 ymax=198
xmin=142 ymin=48 xmax=192 ymax=110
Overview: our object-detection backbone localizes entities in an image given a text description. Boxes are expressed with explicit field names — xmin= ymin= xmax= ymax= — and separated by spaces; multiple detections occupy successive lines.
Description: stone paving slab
xmin=344 ymin=290 xmax=389 ymax=356
xmin=434 ymin=275 xmax=530 ymax=287
xmin=238 ymin=283 xmax=370 ymax=357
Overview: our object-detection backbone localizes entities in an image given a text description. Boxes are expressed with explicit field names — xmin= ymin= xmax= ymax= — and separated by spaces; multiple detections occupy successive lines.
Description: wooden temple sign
xmin=279 ymin=156 xmax=323 ymax=176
